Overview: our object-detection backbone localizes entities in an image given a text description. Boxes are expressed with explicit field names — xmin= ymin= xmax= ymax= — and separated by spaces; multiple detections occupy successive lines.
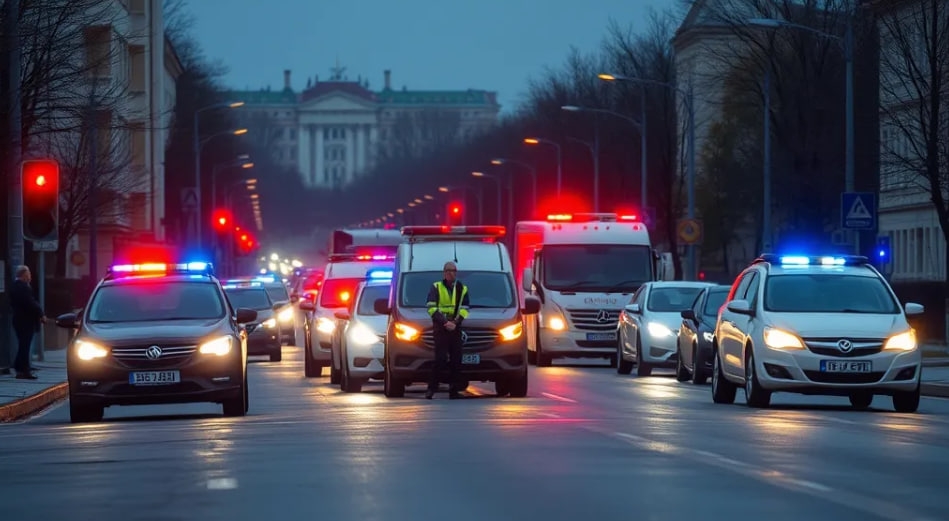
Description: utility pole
xmin=87 ymin=99 xmax=99 ymax=291
xmin=762 ymin=67 xmax=773 ymax=252
xmin=2 ymin=0 xmax=23 ymax=372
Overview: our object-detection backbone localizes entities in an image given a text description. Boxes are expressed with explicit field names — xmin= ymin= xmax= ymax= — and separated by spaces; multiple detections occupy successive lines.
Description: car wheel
xmin=675 ymin=347 xmax=690 ymax=382
xmin=340 ymin=362 xmax=362 ymax=393
xmin=383 ymin=365 xmax=405 ymax=398
xmin=536 ymin=326 xmax=552 ymax=367
xmin=691 ymin=344 xmax=708 ymax=384
xmin=304 ymin=347 xmax=321 ymax=378
xmin=330 ymin=364 xmax=341 ymax=385
xmin=270 ymin=348 xmax=282 ymax=363
xmin=617 ymin=337 xmax=633 ymax=375
xmin=494 ymin=380 xmax=510 ymax=397
xmin=69 ymin=399 xmax=104 ymax=423
xmin=507 ymin=368 xmax=529 ymax=398
xmin=892 ymin=383 xmax=920 ymax=413
xmin=849 ymin=392 xmax=873 ymax=409
xmin=222 ymin=378 xmax=247 ymax=417
xmin=635 ymin=335 xmax=652 ymax=377
xmin=711 ymin=349 xmax=737 ymax=404
xmin=744 ymin=351 xmax=771 ymax=408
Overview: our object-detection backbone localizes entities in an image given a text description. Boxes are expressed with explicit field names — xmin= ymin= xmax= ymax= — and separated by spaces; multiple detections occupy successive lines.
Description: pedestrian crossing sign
xmin=841 ymin=192 xmax=876 ymax=230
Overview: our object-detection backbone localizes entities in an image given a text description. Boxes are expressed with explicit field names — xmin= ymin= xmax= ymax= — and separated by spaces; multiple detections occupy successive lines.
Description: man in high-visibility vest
xmin=425 ymin=261 xmax=470 ymax=399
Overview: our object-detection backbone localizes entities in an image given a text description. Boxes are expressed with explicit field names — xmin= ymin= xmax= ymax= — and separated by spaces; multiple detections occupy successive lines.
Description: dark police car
xmin=55 ymin=262 xmax=257 ymax=423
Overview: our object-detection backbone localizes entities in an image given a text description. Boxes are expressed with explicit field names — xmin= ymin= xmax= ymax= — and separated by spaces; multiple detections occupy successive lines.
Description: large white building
xmin=28 ymin=0 xmax=182 ymax=279
xmin=228 ymin=66 xmax=501 ymax=188
xmin=874 ymin=0 xmax=949 ymax=282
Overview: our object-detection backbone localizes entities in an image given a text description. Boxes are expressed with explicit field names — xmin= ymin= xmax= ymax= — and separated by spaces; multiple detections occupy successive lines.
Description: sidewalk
xmin=0 ymin=348 xmax=67 ymax=422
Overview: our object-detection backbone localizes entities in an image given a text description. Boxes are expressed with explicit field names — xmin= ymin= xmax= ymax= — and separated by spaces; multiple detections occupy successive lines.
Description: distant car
xmin=223 ymin=281 xmax=283 ymax=362
xmin=617 ymin=281 xmax=712 ymax=376
xmin=332 ymin=274 xmax=392 ymax=392
xmin=229 ymin=276 xmax=297 ymax=346
xmin=712 ymin=254 xmax=924 ymax=412
xmin=676 ymin=284 xmax=730 ymax=384
xmin=56 ymin=262 xmax=255 ymax=423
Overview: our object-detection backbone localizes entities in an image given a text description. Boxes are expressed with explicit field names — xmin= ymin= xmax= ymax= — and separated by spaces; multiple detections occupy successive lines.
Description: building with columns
xmin=228 ymin=66 xmax=501 ymax=188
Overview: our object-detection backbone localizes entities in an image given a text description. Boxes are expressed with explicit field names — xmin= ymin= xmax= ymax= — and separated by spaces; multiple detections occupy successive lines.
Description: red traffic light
xmin=446 ymin=201 xmax=464 ymax=225
xmin=450 ymin=203 xmax=462 ymax=215
xmin=21 ymin=159 xmax=60 ymax=241
xmin=212 ymin=209 xmax=232 ymax=230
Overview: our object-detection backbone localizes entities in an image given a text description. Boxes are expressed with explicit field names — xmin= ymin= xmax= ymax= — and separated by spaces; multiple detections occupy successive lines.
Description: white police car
xmin=711 ymin=254 xmax=924 ymax=412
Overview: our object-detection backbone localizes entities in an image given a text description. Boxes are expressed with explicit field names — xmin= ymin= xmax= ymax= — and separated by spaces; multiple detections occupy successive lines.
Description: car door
xmin=731 ymin=272 xmax=761 ymax=379
xmin=717 ymin=271 xmax=755 ymax=378
xmin=621 ymin=284 xmax=649 ymax=358
xmin=679 ymin=289 xmax=704 ymax=370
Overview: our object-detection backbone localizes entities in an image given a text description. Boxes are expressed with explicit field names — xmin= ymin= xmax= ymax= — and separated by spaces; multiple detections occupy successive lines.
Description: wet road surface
xmin=2 ymin=346 xmax=948 ymax=521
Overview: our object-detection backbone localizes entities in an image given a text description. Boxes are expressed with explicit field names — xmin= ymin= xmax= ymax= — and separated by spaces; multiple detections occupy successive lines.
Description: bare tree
xmin=876 ymin=0 xmax=949 ymax=277
xmin=379 ymin=108 xmax=464 ymax=162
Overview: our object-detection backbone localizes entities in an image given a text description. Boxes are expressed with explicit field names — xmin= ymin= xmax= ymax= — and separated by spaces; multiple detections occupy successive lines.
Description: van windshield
xmin=543 ymin=244 xmax=652 ymax=292
xmin=400 ymin=271 xmax=515 ymax=309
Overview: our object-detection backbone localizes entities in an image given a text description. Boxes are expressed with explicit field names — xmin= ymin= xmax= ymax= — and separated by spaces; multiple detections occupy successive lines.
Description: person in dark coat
xmin=424 ymin=261 xmax=470 ymax=400
xmin=10 ymin=265 xmax=45 ymax=379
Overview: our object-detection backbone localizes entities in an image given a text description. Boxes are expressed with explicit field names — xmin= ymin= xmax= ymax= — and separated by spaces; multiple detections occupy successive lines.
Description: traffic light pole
xmin=2 ymin=0 xmax=24 ymax=372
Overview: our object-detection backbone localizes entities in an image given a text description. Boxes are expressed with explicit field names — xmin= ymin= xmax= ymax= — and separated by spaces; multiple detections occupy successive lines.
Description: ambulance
xmin=516 ymin=212 xmax=659 ymax=367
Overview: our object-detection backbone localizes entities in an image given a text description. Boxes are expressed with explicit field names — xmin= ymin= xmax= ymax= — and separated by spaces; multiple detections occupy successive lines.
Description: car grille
xmin=566 ymin=308 xmax=621 ymax=331
xmin=111 ymin=345 xmax=197 ymax=369
xmin=803 ymin=337 xmax=885 ymax=358
xmin=421 ymin=327 xmax=499 ymax=350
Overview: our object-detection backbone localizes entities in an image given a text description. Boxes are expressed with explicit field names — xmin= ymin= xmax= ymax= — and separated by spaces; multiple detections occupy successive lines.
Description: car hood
xmin=644 ymin=311 xmax=689 ymax=330
xmin=767 ymin=313 xmax=906 ymax=339
xmin=397 ymin=307 xmax=518 ymax=329
xmin=83 ymin=318 xmax=229 ymax=345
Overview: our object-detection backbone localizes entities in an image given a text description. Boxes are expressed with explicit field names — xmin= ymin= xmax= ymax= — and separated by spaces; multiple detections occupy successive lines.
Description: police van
xmin=374 ymin=225 xmax=541 ymax=398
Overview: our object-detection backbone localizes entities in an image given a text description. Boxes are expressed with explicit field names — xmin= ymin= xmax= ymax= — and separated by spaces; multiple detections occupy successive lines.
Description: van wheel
xmin=69 ymin=400 xmax=104 ymax=423
xmin=536 ymin=326 xmax=552 ymax=367
xmin=494 ymin=380 xmax=510 ymax=397
xmin=384 ymin=366 xmax=405 ymax=398
xmin=507 ymin=369 xmax=528 ymax=398
xmin=270 ymin=348 xmax=282 ymax=362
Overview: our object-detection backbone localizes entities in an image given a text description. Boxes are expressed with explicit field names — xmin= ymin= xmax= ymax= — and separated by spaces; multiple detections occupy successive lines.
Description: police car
xmin=711 ymin=254 xmax=924 ymax=412
xmin=331 ymin=268 xmax=393 ymax=392
xmin=55 ymin=262 xmax=255 ymax=423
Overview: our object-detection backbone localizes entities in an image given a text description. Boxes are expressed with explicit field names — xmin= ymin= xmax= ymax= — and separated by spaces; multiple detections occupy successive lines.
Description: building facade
xmin=228 ymin=67 xmax=501 ymax=189
xmin=29 ymin=0 xmax=182 ymax=279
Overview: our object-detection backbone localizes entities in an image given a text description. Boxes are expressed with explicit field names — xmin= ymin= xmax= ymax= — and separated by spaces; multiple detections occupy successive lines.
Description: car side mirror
xmin=726 ymin=300 xmax=754 ymax=316
xmin=522 ymin=267 xmax=533 ymax=292
xmin=373 ymin=298 xmax=390 ymax=315
xmin=624 ymin=303 xmax=641 ymax=314
xmin=521 ymin=296 xmax=541 ymax=315
xmin=55 ymin=312 xmax=78 ymax=329
xmin=904 ymin=302 xmax=925 ymax=316
xmin=334 ymin=310 xmax=351 ymax=321
xmin=299 ymin=300 xmax=315 ymax=312
xmin=235 ymin=308 xmax=258 ymax=323
xmin=681 ymin=309 xmax=697 ymax=321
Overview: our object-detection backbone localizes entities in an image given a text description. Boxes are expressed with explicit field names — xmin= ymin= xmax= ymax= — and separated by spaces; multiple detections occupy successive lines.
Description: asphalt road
xmin=2 ymin=346 xmax=948 ymax=521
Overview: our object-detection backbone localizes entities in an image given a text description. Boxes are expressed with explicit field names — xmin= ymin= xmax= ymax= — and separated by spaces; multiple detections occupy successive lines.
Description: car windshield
xmin=764 ymin=274 xmax=900 ymax=313
xmin=542 ymin=244 xmax=652 ymax=292
xmin=357 ymin=284 xmax=391 ymax=316
xmin=265 ymin=284 xmax=289 ymax=303
xmin=704 ymin=289 xmax=729 ymax=316
xmin=86 ymin=281 xmax=226 ymax=322
xmin=400 ymin=271 xmax=515 ymax=309
xmin=225 ymin=288 xmax=272 ymax=310
xmin=648 ymin=286 xmax=705 ymax=312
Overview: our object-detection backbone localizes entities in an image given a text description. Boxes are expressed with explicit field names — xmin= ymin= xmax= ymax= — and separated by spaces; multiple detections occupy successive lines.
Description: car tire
xmin=222 ymin=378 xmax=247 ymax=417
xmin=892 ymin=383 xmax=920 ymax=413
xmin=536 ymin=326 xmax=552 ymax=367
xmin=270 ymin=348 xmax=282 ymax=363
xmin=711 ymin=349 xmax=737 ymax=404
xmin=494 ymin=380 xmax=510 ymax=397
xmin=744 ymin=351 xmax=771 ymax=408
xmin=340 ymin=363 xmax=363 ymax=393
xmin=507 ymin=369 xmax=528 ymax=398
xmin=635 ymin=335 xmax=651 ymax=377
xmin=69 ymin=399 xmax=104 ymax=423
xmin=304 ymin=347 xmax=322 ymax=378
xmin=691 ymin=344 xmax=708 ymax=385
xmin=383 ymin=365 xmax=405 ymax=398
xmin=675 ymin=347 xmax=690 ymax=382
xmin=330 ymin=364 xmax=341 ymax=385
xmin=617 ymin=337 xmax=633 ymax=375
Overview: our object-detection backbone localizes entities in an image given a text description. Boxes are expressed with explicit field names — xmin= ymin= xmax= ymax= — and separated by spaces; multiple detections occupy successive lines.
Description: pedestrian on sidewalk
xmin=10 ymin=265 xmax=45 ymax=380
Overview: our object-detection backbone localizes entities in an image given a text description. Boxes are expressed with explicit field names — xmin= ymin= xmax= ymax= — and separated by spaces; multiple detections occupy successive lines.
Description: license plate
xmin=461 ymin=354 xmax=480 ymax=365
xmin=129 ymin=371 xmax=181 ymax=385
xmin=586 ymin=332 xmax=617 ymax=341
xmin=820 ymin=360 xmax=871 ymax=373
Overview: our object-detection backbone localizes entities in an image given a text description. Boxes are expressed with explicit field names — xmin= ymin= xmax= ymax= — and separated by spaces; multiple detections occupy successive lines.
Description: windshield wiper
xmin=604 ymin=279 xmax=643 ymax=293
xmin=555 ymin=280 xmax=600 ymax=291
xmin=467 ymin=304 xmax=513 ymax=309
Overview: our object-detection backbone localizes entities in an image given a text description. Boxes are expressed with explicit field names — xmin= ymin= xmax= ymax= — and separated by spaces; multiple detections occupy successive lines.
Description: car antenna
xmin=453 ymin=242 xmax=459 ymax=263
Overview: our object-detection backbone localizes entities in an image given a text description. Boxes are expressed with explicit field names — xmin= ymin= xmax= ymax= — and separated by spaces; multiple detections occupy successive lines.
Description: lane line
xmin=541 ymin=392 xmax=577 ymax=403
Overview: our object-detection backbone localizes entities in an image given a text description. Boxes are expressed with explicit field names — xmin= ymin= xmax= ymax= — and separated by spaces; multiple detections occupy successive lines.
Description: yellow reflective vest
xmin=426 ymin=281 xmax=469 ymax=320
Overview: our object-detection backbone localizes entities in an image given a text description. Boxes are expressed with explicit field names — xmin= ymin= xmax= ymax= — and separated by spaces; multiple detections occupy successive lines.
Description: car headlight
xmin=316 ymin=316 xmax=336 ymax=334
xmin=548 ymin=316 xmax=566 ymax=330
xmin=884 ymin=330 xmax=916 ymax=351
xmin=647 ymin=321 xmax=673 ymax=338
xmin=262 ymin=318 xmax=277 ymax=329
xmin=499 ymin=322 xmax=523 ymax=341
xmin=703 ymin=331 xmax=714 ymax=343
xmin=349 ymin=323 xmax=381 ymax=346
xmin=763 ymin=327 xmax=804 ymax=350
xmin=75 ymin=340 xmax=108 ymax=361
xmin=394 ymin=322 xmax=420 ymax=341
xmin=199 ymin=336 xmax=232 ymax=356
xmin=277 ymin=307 xmax=294 ymax=323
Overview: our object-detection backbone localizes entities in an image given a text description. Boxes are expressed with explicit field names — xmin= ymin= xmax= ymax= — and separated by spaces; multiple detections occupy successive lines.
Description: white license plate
xmin=461 ymin=354 xmax=480 ymax=365
xmin=586 ymin=332 xmax=617 ymax=341
xmin=820 ymin=360 xmax=872 ymax=373
xmin=129 ymin=371 xmax=181 ymax=385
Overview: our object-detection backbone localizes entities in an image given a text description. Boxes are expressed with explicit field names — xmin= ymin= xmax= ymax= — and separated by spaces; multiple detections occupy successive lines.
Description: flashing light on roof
xmin=763 ymin=254 xmax=868 ymax=267
xmin=223 ymin=281 xmax=262 ymax=289
xmin=619 ymin=214 xmax=639 ymax=221
xmin=356 ymin=254 xmax=396 ymax=261
xmin=367 ymin=268 xmax=394 ymax=280
xmin=401 ymin=225 xmax=506 ymax=237
xmin=547 ymin=214 xmax=573 ymax=221
xmin=108 ymin=262 xmax=213 ymax=275
xmin=254 ymin=275 xmax=276 ymax=282
xmin=545 ymin=213 xmax=622 ymax=223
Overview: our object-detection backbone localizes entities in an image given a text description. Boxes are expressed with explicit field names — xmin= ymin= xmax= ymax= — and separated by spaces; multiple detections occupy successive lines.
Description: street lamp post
xmin=748 ymin=15 xmax=856 ymax=253
xmin=763 ymin=67 xmax=773 ymax=252
xmin=523 ymin=138 xmax=563 ymax=197
xmin=564 ymin=136 xmax=599 ymax=210
xmin=490 ymin=158 xmax=537 ymax=225
xmin=599 ymin=73 xmax=697 ymax=280
xmin=192 ymin=100 xmax=244 ymax=247
xmin=471 ymin=172 xmax=502 ymax=223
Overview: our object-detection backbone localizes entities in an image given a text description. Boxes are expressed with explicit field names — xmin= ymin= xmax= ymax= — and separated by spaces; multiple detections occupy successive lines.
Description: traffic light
xmin=235 ymin=230 xmax=257 ymax=256
xmin=21 ymin=159 xmax=60 ymax=242
xmin=212 ymin=209 xmax=232 ymax=232
xmin=447 ymin=201 xmax=464 ymax=225
xmin=876 ymin=235 xmax=891 ymax=263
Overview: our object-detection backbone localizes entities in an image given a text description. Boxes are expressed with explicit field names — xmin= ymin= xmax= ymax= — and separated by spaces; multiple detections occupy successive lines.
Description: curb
xmin=0 ymin=382 xmax=68 ymax=423
xmin=922 ymin=383 xmax=949 ymax=399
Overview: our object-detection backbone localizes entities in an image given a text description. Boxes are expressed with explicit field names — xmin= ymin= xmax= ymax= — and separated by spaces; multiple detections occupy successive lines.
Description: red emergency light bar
xmin=355 ymin=254 xmax=396 ymax=261
xmin=401 ymin=225 xmax=506 ymax=237
xmin=328 ymin=253 xmax=396 ymax=262
xmin=546 ymin=213 xmax=630 ymax=223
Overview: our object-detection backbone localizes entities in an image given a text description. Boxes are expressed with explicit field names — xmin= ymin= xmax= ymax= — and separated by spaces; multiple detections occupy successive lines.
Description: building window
xmin=129 ymin=45 xmax=145 ymax=92
xmin=84 ymin=26 xmax=112 ymax=78
xmin=130 ymin=121 xmax=146 ymax=169
xmin=129 ymin=0 xmax=146 ymax=13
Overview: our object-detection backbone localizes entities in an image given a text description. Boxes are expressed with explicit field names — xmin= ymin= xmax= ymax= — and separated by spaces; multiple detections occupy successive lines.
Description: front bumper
xmin=386 ymin=336 xmax=527 ymax=385
xmin=753 ymin=347 xmax=921 ymax=395
xmin=539 ymin=327 xmax=616 ymax=357
xmin=347 ymin=341 xmax=385 ymax=379
xmin=639 ymin=331 xmax=678 ymax=366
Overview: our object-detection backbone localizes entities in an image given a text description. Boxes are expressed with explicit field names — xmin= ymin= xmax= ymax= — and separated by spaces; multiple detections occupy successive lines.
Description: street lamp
xmin=472 ymin=171 xmax=502 ymax=223
xmin=491 ymin=158 xmax=537 ymax=223
xmin=600 ymin=72 xmax=697 ymax=280
xmin=523 ymin=137 xmax=563 ymax=197
xmin=563 ymin=105 xmax=647 ymax=212
xmin=560 ymin=106 xmax=601 ymax=211
xmin=748 ymin=16 xmax=856 ymax=253
xmin=192 ymin=100 xmax=245 ymax=246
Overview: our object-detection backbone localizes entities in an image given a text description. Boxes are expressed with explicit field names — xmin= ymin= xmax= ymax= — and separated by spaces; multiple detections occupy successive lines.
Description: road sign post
xmin=677 ymin=218 xmax=703 ymax=246
xmin=841 ymin=192 xmax=876 ymax=230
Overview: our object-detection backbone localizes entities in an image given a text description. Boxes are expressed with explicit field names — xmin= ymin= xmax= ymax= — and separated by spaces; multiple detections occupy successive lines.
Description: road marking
xmin=206 ymin=478 xmax=238 ymax=490
xmin=539 ymin=412 xmax=562 ymax=418
xmin=541 ymin=392 xmax=577 ymax=403
xmin=591 ymin=427 xmax=932 ymax=521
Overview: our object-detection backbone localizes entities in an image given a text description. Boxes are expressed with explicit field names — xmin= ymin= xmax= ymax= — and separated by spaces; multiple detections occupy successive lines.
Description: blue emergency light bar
xmin=756 ymin=254 xmax=869 ymax=266
xmin=254 ymin=275 xmax=276 ymax=282
xmin=222 ymin=281 xmax=262 ymax=289
xmin=366 ymin=268 xmax=393 ymax=280
xmin=108 ymin=261 xmax=213 ymax=276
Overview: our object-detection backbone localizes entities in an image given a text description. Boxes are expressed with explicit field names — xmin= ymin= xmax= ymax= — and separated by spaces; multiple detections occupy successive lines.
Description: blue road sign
xmin=841 ymin=192 xmax=877 ymax=230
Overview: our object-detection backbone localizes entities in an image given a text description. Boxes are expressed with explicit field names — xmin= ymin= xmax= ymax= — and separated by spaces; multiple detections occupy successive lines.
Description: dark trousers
xmin=13 ymin=323 xmax=35 ymax=374
xmin=428 ymin=330 xmax=463 ymax=392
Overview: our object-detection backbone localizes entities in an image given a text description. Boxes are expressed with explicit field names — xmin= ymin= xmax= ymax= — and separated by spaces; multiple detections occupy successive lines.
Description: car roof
xmin=762 ymin=264 xmax=881 ymax=278
xmin=325 ymin=260 xmax=394 ymax=279
xmin=100 ymin=274 xmax=219 ymax=287
xmin=397 ymin=241 xmax=512 ymax=272
xmin=647 ymin=281 xmax=713 ymax=289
